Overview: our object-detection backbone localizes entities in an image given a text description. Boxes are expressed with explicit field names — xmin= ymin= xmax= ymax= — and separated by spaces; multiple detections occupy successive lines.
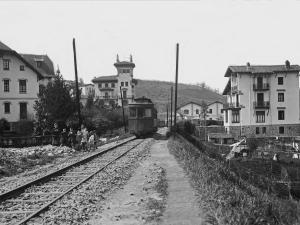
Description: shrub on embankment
xmin=168 ymin=134 xmax=300 ymax=224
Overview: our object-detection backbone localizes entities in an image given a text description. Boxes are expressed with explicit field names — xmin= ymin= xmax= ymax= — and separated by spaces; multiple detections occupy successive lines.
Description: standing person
xmin=51 ymin=123 xmax=60 ymax=146
xmin=81 ymin=127 xmax=89 ymax=151
xmin=60 ymin=128 xmax=68 ymax=146
xmin=76 ymin=128 xmax=82 ymax=151
xmin=68 ymin=128 xmax=76 ymax=149
xmin=88 ymin=131 xmax=95 ymax=151
xmin=93 ymin=130 xmax=98 ymax=149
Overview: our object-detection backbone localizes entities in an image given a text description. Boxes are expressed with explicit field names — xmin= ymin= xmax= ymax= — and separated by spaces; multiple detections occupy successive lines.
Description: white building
xmin=222 ymin=61 xmax=300 ymax=137
xmin=92 ymin=55 xmax=138 ymax=106
xmin=177 ymin=101 xmax=224 ymax=121
xmin=0 ymin=41 xmax=54 ymax=123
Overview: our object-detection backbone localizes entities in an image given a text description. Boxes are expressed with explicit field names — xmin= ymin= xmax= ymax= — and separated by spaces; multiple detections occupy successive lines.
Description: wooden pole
xmin=170 ymin=86 xmax=173 ymax=130
xmin=174 ymin=43 xmax=179 ymax=129
xmin=72 ymin=38 xmax=81 ymax=127
xmin=166 ymin=95 xmax=169 ymax=127
xmin=120 ymin=86 xmax=127 ymax=132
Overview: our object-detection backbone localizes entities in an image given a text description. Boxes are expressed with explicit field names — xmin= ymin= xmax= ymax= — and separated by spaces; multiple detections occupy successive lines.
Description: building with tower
xmin=92 ymin=55 xmax=138 ymax=106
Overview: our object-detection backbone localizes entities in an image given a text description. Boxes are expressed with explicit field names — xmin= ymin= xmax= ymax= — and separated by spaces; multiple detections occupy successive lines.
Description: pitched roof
xmin=0 ymin=41 xmax=13 ymax=51
xmin=224 ymin=64 xmax=300 ymax=77
xmin=114 ymin=61 xmax=135 ymax=68
xmin=92 ymin=75 xmax=118 ymax=82
xmin=21 ymin=54 xmax=55 ymax=78
xmin=177 ymin=101 xmax=202 ymax=109
xmin=207 ymin=101 xmax=224 ymax=106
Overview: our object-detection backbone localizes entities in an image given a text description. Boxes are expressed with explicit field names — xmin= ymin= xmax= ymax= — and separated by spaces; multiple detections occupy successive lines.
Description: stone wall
xmin=228 ymin=124 xmax=300 ymax=138
xmin=195 ymin=126 xmax=225 ymax=139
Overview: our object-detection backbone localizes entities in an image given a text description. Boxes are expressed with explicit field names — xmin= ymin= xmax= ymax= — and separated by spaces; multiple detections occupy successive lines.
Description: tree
xmin=79 ymin=78 xmax=84 ymax=85
xmin=34 ymin=72 xmax=78 ymax=129
xmin=85 ymin=89 xmax=96 ymax=109
xmin=199 ymin=100 xmax=209 ymax=141
xmin=0 ymin=118 xmax=10 ymax=137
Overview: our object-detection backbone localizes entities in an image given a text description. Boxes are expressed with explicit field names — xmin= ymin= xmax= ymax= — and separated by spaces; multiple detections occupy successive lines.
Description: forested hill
xmin=135 ymin=79 xmax=226 ymax=113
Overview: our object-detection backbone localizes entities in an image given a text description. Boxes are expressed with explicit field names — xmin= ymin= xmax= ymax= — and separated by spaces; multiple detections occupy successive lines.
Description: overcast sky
xmin=1 ymin=1 xmax=300 ymax=92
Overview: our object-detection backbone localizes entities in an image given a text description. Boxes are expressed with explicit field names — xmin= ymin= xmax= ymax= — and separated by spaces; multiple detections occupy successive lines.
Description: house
xmin=177 ymin=101 xmax=224 ymax=121
xmin=92 ymin=55 xmax=138 ymax=106
xmin=222 ymin=61 xmax=300 ymax=138
xmin=0 ymin=41 xmax=55 ymax=124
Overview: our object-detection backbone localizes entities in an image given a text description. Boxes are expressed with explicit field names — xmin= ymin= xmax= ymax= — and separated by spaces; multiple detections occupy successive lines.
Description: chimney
xmin=285 ymin=60 xmax=290 ymax=69
xmin=246 ymin=62 xmax=250 ymax=69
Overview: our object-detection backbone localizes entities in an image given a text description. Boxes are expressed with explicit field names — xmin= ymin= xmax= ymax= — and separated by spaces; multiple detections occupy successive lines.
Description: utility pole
xmin=166 ymin=95 xmax=169 ymax=127
xmin=120 ymin=86 xmax=127 ymax=132
xmin=170 ymin=86 xmax=173 ymax=130
xmin=174 ymin=43 xmax=179 ymax=129
xmin=72 ymin=38 xmax=81 ymax=127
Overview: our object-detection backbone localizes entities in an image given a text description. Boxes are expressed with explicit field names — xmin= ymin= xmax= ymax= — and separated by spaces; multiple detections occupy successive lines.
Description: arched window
xmin=196 ymin=109 xmax=199 ymax=114
xmin=105 ymin=92 xmax=109 ymax=98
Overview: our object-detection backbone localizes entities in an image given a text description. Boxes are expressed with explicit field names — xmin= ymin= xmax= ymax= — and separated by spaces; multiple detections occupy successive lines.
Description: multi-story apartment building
xmin=92 ymin=55 xmax=138 ymax=106
xmin=222 ymin=61 xmax=300 ymax=138
xmin=0 ymin=41 xmax=55 ymax=122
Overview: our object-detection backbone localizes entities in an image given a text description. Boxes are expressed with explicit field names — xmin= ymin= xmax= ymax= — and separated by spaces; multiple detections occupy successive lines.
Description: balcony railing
xmin=223 ymin=102 xmax=240 ymax=109
xmin=253 ymin=83 xmax=269 ymax=91
xmin=119 ymin=95 xmax=134 ymax=99
xmin=98 ymin=96 xmax=118 ymax=99
xmin=231 ymin=85 xmax=238 ymax=93
xmin=253 ymin=101 xmax=270 ymax=108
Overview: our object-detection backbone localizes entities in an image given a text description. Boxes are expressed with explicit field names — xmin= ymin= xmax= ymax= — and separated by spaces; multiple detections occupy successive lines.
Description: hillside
xmin=135 ymin=79 xmax=226 ymax=114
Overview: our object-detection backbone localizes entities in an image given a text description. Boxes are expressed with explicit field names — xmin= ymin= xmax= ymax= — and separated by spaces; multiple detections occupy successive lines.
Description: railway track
xmin=0 ymin=137 xmax=144 ymax=225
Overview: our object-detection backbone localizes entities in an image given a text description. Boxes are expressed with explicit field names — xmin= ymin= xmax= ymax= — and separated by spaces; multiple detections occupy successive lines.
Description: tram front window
xmin=145 ymin=109 xmax=151 ymax=117
xmin=138 ymin=108 xmax=144 ymax=117
xmin=130 ymin=108 xmax=137 ymax=118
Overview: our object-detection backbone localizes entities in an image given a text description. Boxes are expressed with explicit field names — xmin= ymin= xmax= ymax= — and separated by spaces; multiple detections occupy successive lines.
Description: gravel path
xmin=88 ymin=128 xmax=203 ymax=225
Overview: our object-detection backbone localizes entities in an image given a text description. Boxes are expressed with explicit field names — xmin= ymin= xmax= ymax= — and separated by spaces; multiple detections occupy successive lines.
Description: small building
xmin=92 ymin=55 xmax=138 ymax=106
xmin=177 ymin=101 xmax=224 ymax=121
xmin=207 ymin=133 xmax=234 ymax=144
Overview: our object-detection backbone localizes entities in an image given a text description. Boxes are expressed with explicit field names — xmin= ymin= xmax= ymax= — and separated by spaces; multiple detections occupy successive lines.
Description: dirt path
xmin=89 ymin=128 xmax=202 ymax=224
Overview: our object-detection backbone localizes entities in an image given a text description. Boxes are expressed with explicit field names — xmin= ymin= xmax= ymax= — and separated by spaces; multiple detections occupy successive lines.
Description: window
xmin=121 ymin=82 xmax=124 ymax=87
xmin=232 ymin=110 xmax=240 ymax=123
xmin=256 ymin=127 xmax=260 ymax=134
xmin=183 ymin=109 xmax=189 ymax=114
xmin=123 ymin=69 xmax=126 ymax=73
xmin=105 ymin=83 xmax=108 ymax=88
xmin=19 ymin=80 xmax=26 ymax=93
xmin=4 ymin=80 xmax=9 ymax=92
xmin=196 ymin=109 xmax=199 ymax=114
xmin=125 ymin=82 xmax=128 ymax=87
xmin=278 ymin=110 xmax=284 ymax=120
xmin=145 ymin=109 xmax=151 ymax=117
xmin=4 ymin=102 xmax=10 ymax=113
xmin=104 ymin=92 xmax=109 ymax=98
xmin=278 ymin=77 xmax=283 ymax=85
xmin=262 ymin=127 xmax=266 ymax=134
xmin=20 ymin=65 xmax=24 ymax=71
xmin=111 ymin=83 xmax=115 ymax=88
xmin=98 ymin=83 xmax=102 ymax=88
xmin=278 ymin=93 xmax=284 ymax=102
xmin=123 ymin=91 xmax=127 ymax=98
xmin=119 ymin=68 xmax=122 ymax=74
xmin=225 ymin=110 xmax=228 ymax=123
xmin=130 ymin=108 xmax=136 ymax=117
xmin=3 ymin=60 xmax=9 ymax=70
xmin=37 ymin=61 xmax=41 ymax=67
xmin=138 ymin=108 xmax=144 ymax=117
xmin=20 ymin=103 xmax=27 ymax=119
xmin=256 ymin=111 xmax=265 ymax=123
xmin=279 ymin=126 xmax=284 ymax=134
xmin=208 ymin=109 xmax=212 ymax=113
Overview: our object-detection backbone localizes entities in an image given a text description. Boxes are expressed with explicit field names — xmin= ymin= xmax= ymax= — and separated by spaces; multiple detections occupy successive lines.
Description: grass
xmin=146 ymin=167 xmax=168 ymax=222
xmin=168 ymin=134 xmax=300 ymax=225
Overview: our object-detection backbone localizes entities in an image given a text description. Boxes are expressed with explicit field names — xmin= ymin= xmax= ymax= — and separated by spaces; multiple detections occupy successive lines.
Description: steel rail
xmin=0 ymin=136 xmax=136 ymax=203
xmin=15 ymin=138 xmax=145 ymax=225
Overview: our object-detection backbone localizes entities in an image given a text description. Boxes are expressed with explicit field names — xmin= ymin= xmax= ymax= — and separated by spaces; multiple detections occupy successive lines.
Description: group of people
xmin=51 ymin=123 xmax=98 ymax=151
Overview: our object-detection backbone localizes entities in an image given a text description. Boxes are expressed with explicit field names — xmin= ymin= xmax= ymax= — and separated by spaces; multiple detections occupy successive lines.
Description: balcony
xmin=231 ymin=85 xmax=238 ymax=94
xmin=98 ymin=95 xmax=118 ymax=99
xmin=223 ymin=102 xmax=241 ymax=109
xmin=253 ymin=101 xmax=270 ymax=108
xmin=253 ymin=83 xmax=269 ymax=91
xmin=119 ymin=95 xmax=134 ymax=99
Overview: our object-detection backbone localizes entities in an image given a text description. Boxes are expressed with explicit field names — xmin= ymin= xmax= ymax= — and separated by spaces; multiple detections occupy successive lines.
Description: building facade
xmin=92 ymin=55 xmax=138 ymax=106
xmin=0 ymin=41 xmax=55 ymax=123
xmin=222 ymin=61 xmax=300 ymax=138
xmin=177 ymin=101 xmax=224 ymax=121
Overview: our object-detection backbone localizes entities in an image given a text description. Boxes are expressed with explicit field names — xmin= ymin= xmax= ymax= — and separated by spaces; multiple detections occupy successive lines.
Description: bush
xmin=183 ymin=120 xmax=195 ymax=135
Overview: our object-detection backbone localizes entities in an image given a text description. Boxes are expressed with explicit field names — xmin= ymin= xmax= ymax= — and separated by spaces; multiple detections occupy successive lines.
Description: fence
xmin=0 ymin=135 xmax=56 ymax=148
